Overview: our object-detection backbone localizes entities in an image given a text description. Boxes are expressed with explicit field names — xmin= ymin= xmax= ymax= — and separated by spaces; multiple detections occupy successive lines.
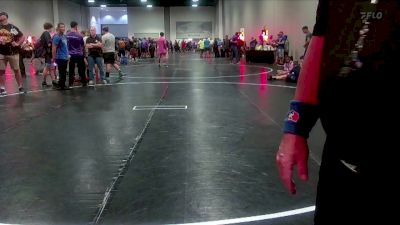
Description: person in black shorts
xmin=103 ymin=51 xmax=115 ymax=65
xmin=102 ymin=26 xmax=124 ymax=78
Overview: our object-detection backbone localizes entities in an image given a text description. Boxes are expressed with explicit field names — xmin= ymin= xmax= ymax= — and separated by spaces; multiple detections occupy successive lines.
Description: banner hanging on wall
xmin=176 ymin=21 xmax=212 ymax=39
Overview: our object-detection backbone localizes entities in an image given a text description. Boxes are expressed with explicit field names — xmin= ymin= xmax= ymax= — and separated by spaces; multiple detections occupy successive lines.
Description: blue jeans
xmin=231 ymin=46 xmax=239 ymax=63
xmin=88 ymin=55 xmax=105 ymax=81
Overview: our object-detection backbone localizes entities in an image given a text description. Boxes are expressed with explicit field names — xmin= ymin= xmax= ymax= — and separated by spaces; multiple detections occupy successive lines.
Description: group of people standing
xmin=0 ymin=11 xmax=126 ymax=94
xmin=118 ymin=36 xmax=157 ymax=62
xmin=44 ymin=23 xmax=125 ymax=90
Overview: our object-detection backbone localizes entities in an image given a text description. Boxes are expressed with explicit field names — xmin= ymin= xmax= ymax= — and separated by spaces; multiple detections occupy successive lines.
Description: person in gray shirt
xmin=102 ymin=26 xmax=124 ymax=78
xmin=302 ymin=25 xmax=312 ymax=58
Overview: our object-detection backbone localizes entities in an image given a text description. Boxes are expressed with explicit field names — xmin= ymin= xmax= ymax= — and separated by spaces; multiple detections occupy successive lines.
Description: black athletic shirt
xmin=86 ymin=35 xmax=103 ymax=57
xmin=40 ymin=31 xmax=52 ymax=58
xmin=0 ymin=23 xmax=23 ymax=55
xmin=313 ymin=0 xmax=400 ymax=81
xmin=314 ymin=0 xmax=399 ymax=166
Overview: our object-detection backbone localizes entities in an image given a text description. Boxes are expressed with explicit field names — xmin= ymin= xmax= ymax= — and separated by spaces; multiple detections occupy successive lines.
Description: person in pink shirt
xmin=181 ymin=39 xmax=186 ymax=53
xmin=158 ymin=32 xmax=168 ymax=67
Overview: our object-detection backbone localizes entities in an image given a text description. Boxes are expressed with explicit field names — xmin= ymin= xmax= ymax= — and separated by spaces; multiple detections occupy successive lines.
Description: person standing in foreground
xmin=276 ymin=0 xmax=398 ymax=224
xmin=157 ymin=32 xmax=168 ymax=67
xmin=0 ymin=11 xmax=25 ymax=94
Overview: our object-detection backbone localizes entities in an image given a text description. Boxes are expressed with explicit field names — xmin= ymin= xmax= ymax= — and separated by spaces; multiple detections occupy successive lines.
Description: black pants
xmin=56 ymin=59 xmax=68 ymax=88
xmin=214 ymin=48 xmax=220 ymax=58
xmin=314 ymin=138 xmax=395 ymax=225
xmin=69 ymin=56 xmax=86 ymax=86
xmin=316 ymin=73 xmax=394 ymax=225
xmin=314 ymin=139 xmax=361 ymax=224
xmin=118 ymin=49 xmax=126 ymax=57
xmin=19 ymin=54 xmax=25 ymax=76
xmin=149 ymin=47 xmax=155 ymax=58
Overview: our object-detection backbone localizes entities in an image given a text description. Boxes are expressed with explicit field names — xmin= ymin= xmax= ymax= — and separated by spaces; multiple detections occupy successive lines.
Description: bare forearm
xmin=294 ymin=36 xmax=325 ymax=104
xmin=16 ymin=35 xmax=25 ymax=45
xmin=94 ymin=43 xmax=103 ymax=48
xmin=52 ymin=45 xmax=57 ymax=61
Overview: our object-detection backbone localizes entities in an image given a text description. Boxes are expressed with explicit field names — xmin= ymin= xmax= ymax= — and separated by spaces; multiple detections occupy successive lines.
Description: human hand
xmin=11 ymin=41 xmax=19 ymax=47
xmin=276 ymin=133 xmax=309 ymax=194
